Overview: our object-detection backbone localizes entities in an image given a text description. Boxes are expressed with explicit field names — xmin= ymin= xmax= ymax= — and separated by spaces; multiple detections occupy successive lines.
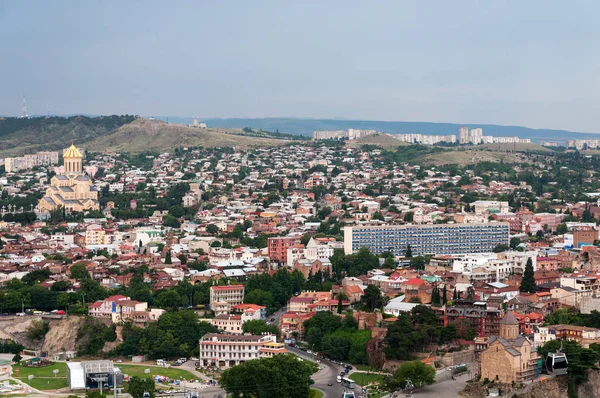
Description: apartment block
xmin=268 ymin=236 xmax=300 ymax=264
xmin=343 ymin=223 xmax=510 ymax=256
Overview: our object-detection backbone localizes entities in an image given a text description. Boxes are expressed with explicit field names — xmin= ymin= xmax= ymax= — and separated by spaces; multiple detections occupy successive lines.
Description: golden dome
xmin=63 ymin=143 xmax=83 ymax=158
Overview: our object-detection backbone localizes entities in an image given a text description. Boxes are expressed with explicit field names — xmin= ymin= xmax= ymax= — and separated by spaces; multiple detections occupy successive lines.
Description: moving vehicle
xmin=336 ymin=375 xmax=342 ymax=383
xmin=341 ymin=377 xmax=356 ymax=389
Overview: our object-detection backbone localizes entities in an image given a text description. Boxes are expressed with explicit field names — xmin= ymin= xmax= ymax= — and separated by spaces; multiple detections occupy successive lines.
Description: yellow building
xmin=480 ymin=312 xmax=538 ymax=384
xmin=37 ymin=144 xmax=100 ymax=213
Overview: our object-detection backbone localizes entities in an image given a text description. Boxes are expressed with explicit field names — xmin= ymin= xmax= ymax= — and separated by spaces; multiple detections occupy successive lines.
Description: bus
xmin=341 ymin=377 xmax=355 ymax=389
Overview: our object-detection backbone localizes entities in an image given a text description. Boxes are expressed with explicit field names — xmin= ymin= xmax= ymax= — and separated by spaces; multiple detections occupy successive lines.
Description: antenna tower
xmin=21 ymin=95 xmax=28 ymax=118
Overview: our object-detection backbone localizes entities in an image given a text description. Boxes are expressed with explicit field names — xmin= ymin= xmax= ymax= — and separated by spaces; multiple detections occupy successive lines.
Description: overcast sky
xmin=1 ymin=1 xmax=599 ymax=132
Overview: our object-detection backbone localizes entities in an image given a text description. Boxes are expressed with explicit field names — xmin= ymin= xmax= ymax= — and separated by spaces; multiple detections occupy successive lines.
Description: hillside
xmin=0 ymin=115 xmax=135 ymax=157
xmin=86 ymin=119 xmax=289 ymax=152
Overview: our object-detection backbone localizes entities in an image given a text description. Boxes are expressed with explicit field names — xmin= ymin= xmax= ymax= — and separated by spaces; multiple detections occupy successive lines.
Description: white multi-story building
xmin=209 ymin=285 xmax=245 ymax=315
xmin=459 ymin=126 xmax=469 ymax=144
xmin=198 ymin=333 xmax=286 ymax=369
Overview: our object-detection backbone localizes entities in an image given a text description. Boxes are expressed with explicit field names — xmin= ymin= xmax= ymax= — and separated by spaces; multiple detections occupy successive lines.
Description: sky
xmin=1 ymin=1 xmax=599 ymax=132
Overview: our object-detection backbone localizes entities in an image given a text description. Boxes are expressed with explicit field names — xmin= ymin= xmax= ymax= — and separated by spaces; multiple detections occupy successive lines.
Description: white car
xmin=16 ymin=313 xmax=26 ymax=317
xmin=337 ymin=376 xmax=342 ymax=383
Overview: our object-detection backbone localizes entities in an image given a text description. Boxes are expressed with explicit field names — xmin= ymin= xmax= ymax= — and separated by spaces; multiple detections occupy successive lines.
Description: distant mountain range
xmin=156 ymin=117 xmax=600 ymax=143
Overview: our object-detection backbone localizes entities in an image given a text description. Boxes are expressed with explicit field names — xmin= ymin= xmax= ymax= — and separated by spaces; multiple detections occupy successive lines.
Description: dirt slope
xmin=87 ymin=119 xmax=288 ymax=152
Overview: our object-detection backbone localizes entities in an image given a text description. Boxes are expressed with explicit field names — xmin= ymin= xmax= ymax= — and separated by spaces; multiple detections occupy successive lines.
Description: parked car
xmin=337 ymin=376 xmax=342 ymax=383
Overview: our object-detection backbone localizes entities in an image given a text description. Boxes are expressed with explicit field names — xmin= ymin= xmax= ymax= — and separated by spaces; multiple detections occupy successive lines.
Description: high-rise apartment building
xmin=343 ymin=223 xmax=510 ymax=256
xmin=459 ymin=126 xmax=469 ymax=144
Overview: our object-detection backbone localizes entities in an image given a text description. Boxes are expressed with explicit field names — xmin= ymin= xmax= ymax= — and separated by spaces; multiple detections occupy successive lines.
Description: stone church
xmin=37 ymin=144 xmax=100 ymax=213
xmin=480 ymin=311 xmax=538 ymax=384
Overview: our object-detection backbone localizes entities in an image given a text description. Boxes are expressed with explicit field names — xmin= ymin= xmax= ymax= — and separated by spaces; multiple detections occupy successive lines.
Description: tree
xmin=127 ymin=376 xmax=156 ymax=398
xmin=556 ymin=223 xmax=568 ymax=235
xmin=163 ymin=215 xmax=180 ymax=228
xmin=410 ymin=256 xmax=426 ymax=270
xmin=242 ymin=320 xmax=279 ymax=336
xmin=405 ymin=244 xmax=413 ymax=258
xmin=404 ymin=212 xmax=414 ymax=222
xmin=392 ymin=360 xmax=435 ymax=389
xmin=493 ymin=244 xmax=509 ymax=253
xmin=361 ymin=285 xmax=383 ymax=311
xmin=442 ymin=284 xmax=448 ymax=305
xmin=206 ymin=224 xmax=219 ymax=235
xmin=220 ymin=354 xmax=318 ymax=398
xmin=164 ymin=250 xmax=172 ymax=265
xmin=520 ymin=258 xmax=536 ymax=293
xmin=12 ymin=353 xmax=21 ymax=363
xmin=69 ymin=263 xmax=90 ymax=280
xmin=509 ymin=237 xmax=522 ymax=250
xmin=337 ymin=294 xmax=343 ymax=314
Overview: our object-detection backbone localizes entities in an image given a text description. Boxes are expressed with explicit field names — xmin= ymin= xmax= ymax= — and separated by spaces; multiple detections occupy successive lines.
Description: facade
xmin=444 ymin=300 xmax=503 ymax=337
xmin=198 ymin=333 xmax=286 ymax=369
xmin=268 ymin=236 xmax=300 ymax=264
xmin=88 ymin=295 xmax=159 ymax=324
xmin=5 ymin=151 xmax=59 ymax=173
xmin=37 ymin=144 xmax=100 ymax=213
xmin=472 ymin=201 xmax=510 ymax=215
xmin=210 ymin=314 xmax=243 ymax=334
xmin=209 ymin=285 xmax=245 ymax=315
xmin=480 ymin=312 xmax=538 ymax=384
xmin=343 ymin=223 xmax=510 ymax=256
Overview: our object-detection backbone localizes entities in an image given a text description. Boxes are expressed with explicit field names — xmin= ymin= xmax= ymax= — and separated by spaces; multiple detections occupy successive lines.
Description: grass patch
xmin=117 ymin=365 xmax=197 ymax=381
xmin=13 ymin=362 xmax=68 ymax=390
xmin=309 ymin=388 xmax=324 ymax=398
xmin=349 ymin=372 xmax=385 ymax=386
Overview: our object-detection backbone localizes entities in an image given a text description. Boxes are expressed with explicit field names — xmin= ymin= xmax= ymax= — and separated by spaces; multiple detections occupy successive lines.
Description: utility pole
xmin=82 ymin=293 xmax=86 ymax=307
xmin=21 ymin=298 xmax=24 ymax=314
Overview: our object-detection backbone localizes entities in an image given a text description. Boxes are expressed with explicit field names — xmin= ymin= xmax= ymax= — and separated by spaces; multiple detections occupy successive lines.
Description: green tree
xmin=361 ymin=285 xmax=383 ymax=311
xmin=69 ymin=263 xmax=90 ymax=280
xmin=206 ymin=224 xmax=219 ymax=235
xmin=242 ymin=320 xmax=279 ymax=336
xmin=164 ymin=250 xmax=172 ymax=265
xmin=509 ymin=237 xmax=522 ymax=250
xmin=410 ymin=256 xmax=426 ymax=270
xmin=556 ymin=223 xmax=568 ymax=235
xmin=520 ymin=258 xmax=536 ymax=293
xmin=405 ymin=244 xmax=413 ymax=258
xmin=22 ymin=269 xmax=51 ymax=285
xmin=127 ymin=376 xmax=156 ymax=398
xmin=493 ymin=244 xmax=509 ymax=253
xmin=391 ymin=360 xmax=435 ymax=389
xmin=220 ymin=354 xmax=318 ymax=398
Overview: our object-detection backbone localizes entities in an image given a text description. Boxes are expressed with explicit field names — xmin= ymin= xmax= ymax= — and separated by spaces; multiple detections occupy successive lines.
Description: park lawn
xmin=349 ymin=371 xmax=385 ymax=386
xmin=13 ymin=362 xmax=68 ymax=390
xmin=309 ymin=388 xmax=324 ymax=398
xmin=117 ymin=365 xmax=197 ymax=381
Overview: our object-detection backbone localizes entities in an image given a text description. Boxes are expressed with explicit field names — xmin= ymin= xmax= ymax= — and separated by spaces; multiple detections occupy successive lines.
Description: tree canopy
xmin=220 ymin=354 xmax=318 ymax=398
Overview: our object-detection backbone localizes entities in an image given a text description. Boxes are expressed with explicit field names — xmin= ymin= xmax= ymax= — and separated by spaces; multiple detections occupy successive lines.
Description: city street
xmin=286 ymin=345 xmax=355 ymax=398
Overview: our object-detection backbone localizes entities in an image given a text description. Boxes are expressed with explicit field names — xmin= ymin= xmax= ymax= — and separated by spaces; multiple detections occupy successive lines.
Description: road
xmin=286 ymin=346 xmax=357 ymax=398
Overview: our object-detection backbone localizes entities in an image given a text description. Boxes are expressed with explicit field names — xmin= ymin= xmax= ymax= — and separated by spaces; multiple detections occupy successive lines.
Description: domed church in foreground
xmin=37 ymin=144 xmax=100 ymax=213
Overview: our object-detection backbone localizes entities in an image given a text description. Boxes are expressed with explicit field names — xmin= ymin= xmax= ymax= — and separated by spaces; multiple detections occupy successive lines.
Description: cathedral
xmin=480 ymin=311 xmax=538 ymax=384
xmin=37 ymin=144 xmax=100 ymax=213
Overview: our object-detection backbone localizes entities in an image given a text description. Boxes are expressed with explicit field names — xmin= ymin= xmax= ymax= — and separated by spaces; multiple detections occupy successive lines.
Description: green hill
xmin=0 ymin=115 xmax=135 ymax=156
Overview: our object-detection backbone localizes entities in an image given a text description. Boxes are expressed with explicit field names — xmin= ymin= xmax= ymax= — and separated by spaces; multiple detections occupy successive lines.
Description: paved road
xmin=286 ymin=346 xmax=360 ymax=398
